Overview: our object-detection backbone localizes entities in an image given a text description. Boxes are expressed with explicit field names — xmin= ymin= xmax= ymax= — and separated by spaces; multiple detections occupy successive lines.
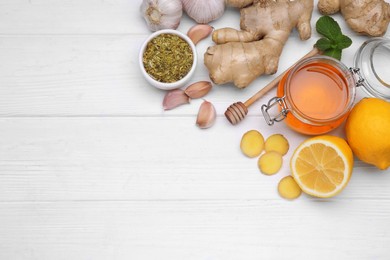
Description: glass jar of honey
xmin=262 ymin=38 xmax=390 ymax=135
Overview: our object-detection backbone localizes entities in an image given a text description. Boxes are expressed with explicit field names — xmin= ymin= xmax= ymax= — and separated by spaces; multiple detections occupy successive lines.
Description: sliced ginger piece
xmin=278 ymin=176 xmax=302 ymax=200
xmin=265 ymin=134 xmax=289 ymax=155
xmin=258 ymin=151 xmax=283 ymax=175
xmin=240 ymin=130 xmax=264 ymax=158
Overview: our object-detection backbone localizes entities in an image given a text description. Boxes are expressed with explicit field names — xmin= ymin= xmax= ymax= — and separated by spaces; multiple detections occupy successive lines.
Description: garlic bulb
xmin=181 ymin=0 xmax=225 ymax=24
xmin=140 ymin=0 xmax=183 ymax=31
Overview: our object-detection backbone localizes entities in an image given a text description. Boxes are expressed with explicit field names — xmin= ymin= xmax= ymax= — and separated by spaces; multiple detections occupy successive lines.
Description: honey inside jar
xmin=277 ymin=58 xmax=355 ymax=135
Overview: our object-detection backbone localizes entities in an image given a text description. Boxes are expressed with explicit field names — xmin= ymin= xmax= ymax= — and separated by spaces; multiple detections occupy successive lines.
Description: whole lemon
xmin=345 ymin=98 xmax=390 ymax=170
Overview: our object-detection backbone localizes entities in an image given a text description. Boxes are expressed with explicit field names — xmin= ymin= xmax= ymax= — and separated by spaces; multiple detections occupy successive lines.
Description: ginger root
xmin=265 ymin=134 xmax=290 ymax=155
xmin=278 ymin=176 xmax=302 ymax=200
xmin=204 ymin=0 xmax=314 ymax=88
xmin=240 ymin=130 xmax=265 ymax=157
xmin=318 ymin=0 xmax=390 ymax=36
xmin=258 ymin=151 xmax=283 ymax=175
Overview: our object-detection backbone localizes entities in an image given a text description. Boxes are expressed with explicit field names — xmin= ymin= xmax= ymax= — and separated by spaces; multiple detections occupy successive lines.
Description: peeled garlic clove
xmin=187 ymin=24 xmax=214 ymax=45
xmin=181 ymin=0 xmax=225 ymax=24
xmin=140 ymin=0 xmax=183 ymax=31
xmin=184 ymin=81 xmax=212 ymax=99
xmin=196 ymin=100 xmax=216 ymax=129
xmin=163 ymin=89 xmax=190 ymax=110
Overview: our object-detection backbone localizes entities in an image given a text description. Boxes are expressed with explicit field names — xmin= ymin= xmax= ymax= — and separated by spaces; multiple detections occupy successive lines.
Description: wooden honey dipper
xmin=225 ymin=47 xmax=321 ymax=125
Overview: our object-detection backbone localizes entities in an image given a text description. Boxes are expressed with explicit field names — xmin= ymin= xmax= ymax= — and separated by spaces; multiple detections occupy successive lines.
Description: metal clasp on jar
xmin=349 ymin=67 xmax=365 ymax=87
xmin=261 ymin=96 xmax=289 ymax=125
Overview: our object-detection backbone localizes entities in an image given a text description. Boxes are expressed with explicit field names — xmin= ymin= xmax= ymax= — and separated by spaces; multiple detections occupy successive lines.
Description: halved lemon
xmin=290 ymin=135 xmax=354 ymax=198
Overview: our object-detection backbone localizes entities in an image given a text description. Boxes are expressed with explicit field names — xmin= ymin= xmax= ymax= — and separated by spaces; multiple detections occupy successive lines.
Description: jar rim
xmin=284 ymin=55 xmax=356 ymax=125
xmin=354 ymin=38 xmax=390 ymax=101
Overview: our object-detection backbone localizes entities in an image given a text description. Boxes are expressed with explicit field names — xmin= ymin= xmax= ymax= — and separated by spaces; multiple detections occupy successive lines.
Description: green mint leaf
xmin=315 ymin=16 xmax=352 ymax=60
xmin=316 ymin=16 xmax=342 ymax=41
xmin=336 ymin=34 xmax=352 ymax=49
xmin=315 ymin=38 xmax=333 ymax=51
xmin=324 ymin=48 xmax=342 ymax=60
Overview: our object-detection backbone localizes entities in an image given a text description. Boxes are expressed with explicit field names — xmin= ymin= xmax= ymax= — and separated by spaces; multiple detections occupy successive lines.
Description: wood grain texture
xmin=0 ymin=0 xmax=143 ymax=35
xmin=0 ymin=117 xmax=389 ymax=202
xmin=1 ymin=200 xmax=389 ymax=260
xmin=0 ymin=0 xmax=389 ymax=259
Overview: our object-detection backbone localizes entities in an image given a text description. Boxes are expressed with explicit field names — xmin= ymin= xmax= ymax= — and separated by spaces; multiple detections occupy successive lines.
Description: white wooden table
xmin=0 ymin=1 xmax=389 ymax=259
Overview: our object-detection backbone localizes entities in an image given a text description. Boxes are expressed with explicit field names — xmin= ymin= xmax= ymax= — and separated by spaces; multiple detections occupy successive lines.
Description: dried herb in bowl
xmin=142 ymin=33 xmax=194 ymax=83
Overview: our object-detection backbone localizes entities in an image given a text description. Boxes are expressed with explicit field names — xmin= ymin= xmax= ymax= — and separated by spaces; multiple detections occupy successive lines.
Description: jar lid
xmin=354 ymin=38 xmax=390 ymax=101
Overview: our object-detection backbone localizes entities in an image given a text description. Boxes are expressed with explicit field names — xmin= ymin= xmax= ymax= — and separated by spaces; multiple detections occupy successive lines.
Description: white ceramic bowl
xmin=139 ymin=29 xmax=198 ymax=90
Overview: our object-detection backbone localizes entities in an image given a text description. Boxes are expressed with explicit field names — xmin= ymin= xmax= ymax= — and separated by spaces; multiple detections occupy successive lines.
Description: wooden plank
xmin=0 ymin=200 xmax=389 ymax=259
xmin=0 ymin=0 xmax=241 ymax=35
xmin=0 ymin=35 xmax=163 ymax=116
xmin=0 ymin=117 xmax=388 ymax=201
xmin=0 ymin=0 xmax=145 ymax=34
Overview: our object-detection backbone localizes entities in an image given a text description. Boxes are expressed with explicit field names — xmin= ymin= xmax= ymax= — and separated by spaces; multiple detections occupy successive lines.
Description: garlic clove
xmin=184 ymin=81 xmax=212 ymax=99
xmin=140 ymin=0 xmax=183 ymax=31
xmin=163 ymin=89 xmax=190 ymax=110
xmin=196 ymin=100 xmax=216 ymax=129
xmin=187 ymin=24 xmax=214 ymax=45
xmin=181 ymin=0 xmax=225 ymax=24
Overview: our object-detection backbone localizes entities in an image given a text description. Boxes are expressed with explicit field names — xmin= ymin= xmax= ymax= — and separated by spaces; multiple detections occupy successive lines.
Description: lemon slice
xmin=290 ymin=135 xmax=354 ymax=198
